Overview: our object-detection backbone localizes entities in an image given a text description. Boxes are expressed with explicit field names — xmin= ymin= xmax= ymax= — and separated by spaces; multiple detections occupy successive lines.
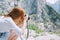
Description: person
xmin=0 ymin=7 xmax=28 ymax=40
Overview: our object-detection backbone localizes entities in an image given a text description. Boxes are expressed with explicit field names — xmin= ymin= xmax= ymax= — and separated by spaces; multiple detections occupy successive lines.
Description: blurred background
xmin=0 ymin=0 xmax=60 ymax=40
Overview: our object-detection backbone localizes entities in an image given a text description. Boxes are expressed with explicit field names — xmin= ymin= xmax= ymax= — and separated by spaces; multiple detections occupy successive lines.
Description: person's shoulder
xmin=0 ymin=16 xmax=13 ymax=27
xmin=0 ymin=16 xmax=11 ymax=32
xmin=4 ymin=17 xmax=13 ymax=23
xmin=0 ymin=16 xmax=7 ymax=23
xmin=4 ymin=17 xmax=16 ymax=26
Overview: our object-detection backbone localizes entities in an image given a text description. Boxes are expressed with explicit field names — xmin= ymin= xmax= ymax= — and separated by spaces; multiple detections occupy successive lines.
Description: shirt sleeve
xmin=0 ymin=17 xmax=23 ymax=40
xmin=0 ymin=17 xmax=22 ymax=33
xmin=0 ymin=18 xmax=10 ymax=32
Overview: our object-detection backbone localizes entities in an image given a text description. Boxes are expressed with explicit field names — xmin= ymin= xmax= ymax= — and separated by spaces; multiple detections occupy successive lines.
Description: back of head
xmin=9 ymin=7 xmax=24 ymax=19
xmin=5 ymin=7 xmax=25 ymax=24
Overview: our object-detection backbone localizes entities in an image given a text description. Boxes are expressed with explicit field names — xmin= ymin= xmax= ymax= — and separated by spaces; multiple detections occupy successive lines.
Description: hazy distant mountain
xmin=47 ymin=0 xmax=60 ymax=14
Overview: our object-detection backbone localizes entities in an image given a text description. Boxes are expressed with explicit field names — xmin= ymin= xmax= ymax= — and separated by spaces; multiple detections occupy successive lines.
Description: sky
xmin=46 ymin=0 xmax=58 ymax=4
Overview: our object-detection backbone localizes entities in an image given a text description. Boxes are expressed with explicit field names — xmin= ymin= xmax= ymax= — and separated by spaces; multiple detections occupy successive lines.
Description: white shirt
xmin=0 ymin=16 xmax=22 ymax=40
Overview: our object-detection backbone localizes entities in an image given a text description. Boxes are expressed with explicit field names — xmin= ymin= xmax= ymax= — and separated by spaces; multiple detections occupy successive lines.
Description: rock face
xmin=0 ymin=0 xmax=21 ymax=14
xmin=0 ymin=0 xmax=60 ymax=32
xmin=0 ymin=0 xmax=46 ymax=14
xmin=20 ymin=0 xmax=46 ymax=14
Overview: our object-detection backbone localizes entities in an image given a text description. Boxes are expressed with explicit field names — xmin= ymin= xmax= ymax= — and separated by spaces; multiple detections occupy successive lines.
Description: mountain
xmin=43 ymin=5 xmax=60 ymax=31
xmin=47 ymin=0 xmax=60 ymax=14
